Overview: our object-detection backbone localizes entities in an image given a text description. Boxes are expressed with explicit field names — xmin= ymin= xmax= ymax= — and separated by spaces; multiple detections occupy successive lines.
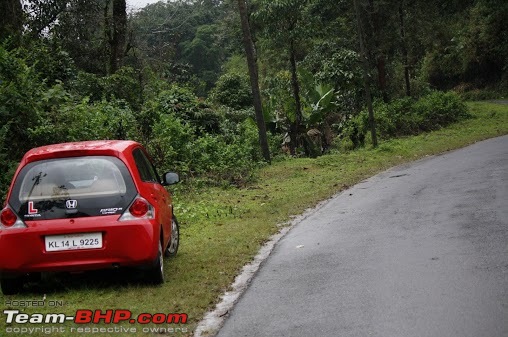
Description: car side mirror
xmin=162 ymin=172 xmax=180 ymax=186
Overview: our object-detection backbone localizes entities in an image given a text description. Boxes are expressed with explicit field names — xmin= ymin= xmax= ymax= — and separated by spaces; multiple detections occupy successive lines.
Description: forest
xmin=1 ymin=0 xmax=507 ymax=198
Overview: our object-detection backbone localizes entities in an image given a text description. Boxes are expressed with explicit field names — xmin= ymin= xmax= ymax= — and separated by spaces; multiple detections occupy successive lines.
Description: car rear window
xmin=10 ymin=156 xmax=137 ymax=220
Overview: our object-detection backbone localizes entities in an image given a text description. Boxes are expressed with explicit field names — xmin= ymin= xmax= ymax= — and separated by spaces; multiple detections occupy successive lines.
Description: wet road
xmin=216 ymin=136 xmax=508 ymax=337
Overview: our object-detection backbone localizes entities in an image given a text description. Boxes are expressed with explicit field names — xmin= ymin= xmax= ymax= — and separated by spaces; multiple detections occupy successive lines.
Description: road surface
xmin=216 ymin=136 xmax=508 ymax=337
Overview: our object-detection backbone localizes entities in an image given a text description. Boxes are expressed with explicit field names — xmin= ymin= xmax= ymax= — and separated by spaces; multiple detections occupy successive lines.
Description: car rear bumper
xmin=0 ymin=215 xmax=159 ymax=274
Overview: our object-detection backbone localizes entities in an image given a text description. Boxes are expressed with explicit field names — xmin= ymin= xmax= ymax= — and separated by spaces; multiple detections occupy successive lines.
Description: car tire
xmin=1 ymin=277 xmax=23 ymax=295
xmin=147 ymin=240 xmax=164 ymax=285
xmin=27 ymin=272 xmax=42 ymax=283
xmin=164 ymin=216 xmax=180 ymax=258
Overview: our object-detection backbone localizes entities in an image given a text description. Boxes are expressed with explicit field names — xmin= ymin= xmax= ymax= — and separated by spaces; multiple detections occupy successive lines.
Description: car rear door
xmin=131 ymin=148 xmax=172 ymax=244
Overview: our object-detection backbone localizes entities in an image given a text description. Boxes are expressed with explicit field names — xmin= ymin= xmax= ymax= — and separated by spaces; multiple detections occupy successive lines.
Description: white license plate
xmin=45 ymin=233 xmax=103 ymax=252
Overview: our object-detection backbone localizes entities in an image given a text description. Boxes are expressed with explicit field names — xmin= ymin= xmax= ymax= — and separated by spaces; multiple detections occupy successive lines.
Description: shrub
xmin=413 ymin=91 xmax=469 ymax=131
xmin=146 ymin=113 xmax=195 ymax=175
xmin=29 ymin=93 xmax=139 ymax=145
xmin=372 ymin=97 xmax=419 ymax=139
xmin=148 ymin=114 xmax=259 ymax=186
xmin=155 ymin=86 xmax=221 ymax=134
xmin=70 ymin=67 xmax=143 ymax=110
xmin=186 ymin=133 xmax=258 ymax=186
xmin=209 ymin=73 xmax=252 ymax=110
xmin=341 ymin=91 xmax=470 ymax=144
xmin=0 ymin=46 xmax=44 ymax=199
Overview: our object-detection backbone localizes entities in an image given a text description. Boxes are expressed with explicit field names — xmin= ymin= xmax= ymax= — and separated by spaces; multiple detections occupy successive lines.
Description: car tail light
xmin=119 ymin=197 xmax=154 ymax=221
xmin=0 ymin=208 xmax=26 ymax=229
xmin=130 ymin=198 xmax=149 ymax=217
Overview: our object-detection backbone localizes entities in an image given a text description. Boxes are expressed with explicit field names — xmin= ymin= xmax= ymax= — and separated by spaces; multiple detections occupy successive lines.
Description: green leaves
xmin=254 ymin=0 xmax=311 ymax=44
xmin=209 ymin=72 xmax=252 ymax=110
xmin=342 ymin=91 xmax=470 ymax=144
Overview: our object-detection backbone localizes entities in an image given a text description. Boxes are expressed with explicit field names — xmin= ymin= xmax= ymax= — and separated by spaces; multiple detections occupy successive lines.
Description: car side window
xmin=133 ymin=148 xmax=159 ymax=183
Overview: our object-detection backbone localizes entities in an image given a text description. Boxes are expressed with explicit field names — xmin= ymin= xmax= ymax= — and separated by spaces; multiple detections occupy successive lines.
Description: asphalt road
xmin=216 ymin=136 xmax=508 ymax=337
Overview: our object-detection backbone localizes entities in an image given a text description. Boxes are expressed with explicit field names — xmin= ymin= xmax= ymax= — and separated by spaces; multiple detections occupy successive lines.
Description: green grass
xmin=1 ymin=101 xmax=507 ymax=337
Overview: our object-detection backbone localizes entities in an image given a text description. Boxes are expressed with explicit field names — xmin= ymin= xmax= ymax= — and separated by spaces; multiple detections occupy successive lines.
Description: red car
xmin=0 ymin=140 xmax=180 ymax=294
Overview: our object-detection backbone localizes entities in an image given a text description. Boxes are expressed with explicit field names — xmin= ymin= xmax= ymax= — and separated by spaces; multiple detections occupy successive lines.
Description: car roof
xmin=21 ymin=140 xmax=141 ymax=164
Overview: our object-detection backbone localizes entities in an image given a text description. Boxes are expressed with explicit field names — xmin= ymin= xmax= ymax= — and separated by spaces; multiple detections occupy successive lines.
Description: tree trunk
xmin=377 ymin=55 xmax=389 ymax=102
xmin=368 ymin=0 xmax=389 ymax=103
xmin=237 ymin=0 xmax=271 ymax=163
xmin=289 ymin=40 xmax=304 ymax=156
xmin=109 ymin=0 xmax=127 ymax=74
xmin=354 ymin=0 xmax=378 ymax=147
xmin=399 ymin=3 xmax=411 ymax=97
xmin=0 ymin=0 xmax=22 ymax=44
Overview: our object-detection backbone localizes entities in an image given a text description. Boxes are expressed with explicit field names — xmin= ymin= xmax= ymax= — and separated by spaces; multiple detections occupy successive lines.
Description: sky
xmin=127 ymin=0 xmax=162 ymax=10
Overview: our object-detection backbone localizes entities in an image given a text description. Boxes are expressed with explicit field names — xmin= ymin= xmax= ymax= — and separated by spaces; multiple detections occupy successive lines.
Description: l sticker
xmin=28 ymin=201 xmax=38 ymax=214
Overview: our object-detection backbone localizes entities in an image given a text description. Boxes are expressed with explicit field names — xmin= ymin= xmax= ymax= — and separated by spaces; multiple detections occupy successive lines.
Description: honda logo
xmin=66 ymin=200 xmax=78 ymax=209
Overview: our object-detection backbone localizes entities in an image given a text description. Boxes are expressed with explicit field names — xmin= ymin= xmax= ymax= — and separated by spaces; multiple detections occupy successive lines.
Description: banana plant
xmin=299 ymin=68 xmax=338 ymax=127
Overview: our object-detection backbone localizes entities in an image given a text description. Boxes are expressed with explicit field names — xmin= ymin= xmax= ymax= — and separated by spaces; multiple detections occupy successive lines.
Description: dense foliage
xmin=1 ymin=0 xmax=506 ymax=200
xmin=342 ymin=91 xmax=470 ymax=148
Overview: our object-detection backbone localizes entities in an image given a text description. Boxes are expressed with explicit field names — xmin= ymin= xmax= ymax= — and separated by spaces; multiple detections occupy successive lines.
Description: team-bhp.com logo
xmin=4 ymin=309 xmax=188 ymax=324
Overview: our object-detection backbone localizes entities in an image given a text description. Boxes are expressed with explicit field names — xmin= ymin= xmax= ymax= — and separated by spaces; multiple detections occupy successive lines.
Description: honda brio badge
xmin=66 ymin=200 xmax=78 ymax=209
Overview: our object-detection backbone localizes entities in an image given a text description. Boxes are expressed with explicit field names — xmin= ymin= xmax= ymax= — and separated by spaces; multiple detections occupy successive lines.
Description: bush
xmin=148 ymin=114 xmax=260 ymax=187
xmin=70 ymin=67 xmax=143 ymax=110
xmin=155 ymin=86 xmax=221 ymax=134
xmin=455 ymin=85 xmax=505 ymax=101
xmin=186 ymin=133 xmax=258 ymax=186
xmin=342 ymin=91 xmax=470 ymax=144
xmin=209 ymin=73 xmax=252 ymax=110
xmin=413 ymin=91 xmax=469 ymax=131
xmin=372 ymin=97 xmax=419 ymax=138
xmin=23 ymin=41 xmax=77 ymax=85
xmin=146 ymin=113 xmax=195 ymax=175
xmin=0 ymin=46 xmax=44 ymax=199
xmin=29 ymin=93 xmax=139 ymax=145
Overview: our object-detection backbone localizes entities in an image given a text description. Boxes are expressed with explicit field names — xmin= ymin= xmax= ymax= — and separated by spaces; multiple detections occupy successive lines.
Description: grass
xmin=1 ymin=101 xmax=507 ymax=337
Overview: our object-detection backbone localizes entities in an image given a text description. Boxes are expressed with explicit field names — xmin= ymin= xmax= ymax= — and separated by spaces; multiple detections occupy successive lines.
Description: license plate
xmin=45 ymin=233 xmax=103 ymax=252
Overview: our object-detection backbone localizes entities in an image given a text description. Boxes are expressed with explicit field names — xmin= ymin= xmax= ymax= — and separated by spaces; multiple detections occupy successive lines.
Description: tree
xmin=255 ymin=0 xmax=310 ymax=155
xmin=353 ymin=0 xmax=378 ymax=147
xmin=180 ymin=24 xmax=222 ymax=91
xmin=130 ymin=0 xmax=227 ymax=93
xmin=51 ymin=0 xmax=108 ymax=74
xmin=24 ymin=0 xmax=68 ymax=38
xmin=0 ymin=0 xmax=23 ymax=44
xmin=366 ymin=0 xmax=389 ymax=102
xmin=237 ymin=0 xmax=270 ymax=163
xmin=398 ymin=1 xmax=411 ymax=96
xmin=109 ymin=0 xmax=128 ymax=74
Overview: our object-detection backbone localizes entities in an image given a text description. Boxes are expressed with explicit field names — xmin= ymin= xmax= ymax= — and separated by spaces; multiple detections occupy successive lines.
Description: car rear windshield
xmin=10 ymin=156 xmax=137 ymax=220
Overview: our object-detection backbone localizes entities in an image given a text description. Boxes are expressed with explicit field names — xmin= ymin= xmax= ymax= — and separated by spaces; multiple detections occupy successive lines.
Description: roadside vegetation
xmin=1 ymin=0 xmax=508 ymax=199
xmin=1 ymin=0 xmax=508 ymax=336
xmin=1 ymin=102 xmax=506 ymax=337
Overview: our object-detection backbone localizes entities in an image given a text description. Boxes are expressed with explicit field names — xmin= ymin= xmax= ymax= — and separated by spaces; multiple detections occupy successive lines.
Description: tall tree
xmin=25 ymin=0 xmax=68 ymax=38
xmin=255 ymin=0 xmax=309 ymax=155
xmin=353 ymin=0 xmax=377 ymax=147
xmin=52 ymin=0 xmax=107 ymax=74
xmin=0 ymin=0 xmax=23 ymax=44
xmin=237 ymin=0 xmax=271 ymax=163
xmin=109 ymin=0 xmax=127 ymax=74
xmin=366 ymin=0 xmax=389 ymax=102
xmin=130 ymin=0 xmax=226 ymax=93
xmin=398 ymin=1 xmax=411 ymax=96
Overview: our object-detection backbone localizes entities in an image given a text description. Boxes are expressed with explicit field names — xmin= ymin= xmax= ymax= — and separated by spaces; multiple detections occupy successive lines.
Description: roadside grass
xmin=1 ymin=101 xmax=507 ymax=337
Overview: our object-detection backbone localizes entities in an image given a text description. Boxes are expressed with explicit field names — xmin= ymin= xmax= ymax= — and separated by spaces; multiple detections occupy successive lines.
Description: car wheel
xmin=147 ymin=240 xmax=164 ymax=285
xmin=164 ymin=216 xmax=180 ymax=258
xmin=27 ymin=272 xmax=42 ymax=283
xmin=1 ymin=277 xmax=24 ymax=295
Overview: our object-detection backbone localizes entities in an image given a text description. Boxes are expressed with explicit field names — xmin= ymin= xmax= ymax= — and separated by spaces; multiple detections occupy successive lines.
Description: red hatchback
xmin=0 ymin=140 xmax=180 ymax=294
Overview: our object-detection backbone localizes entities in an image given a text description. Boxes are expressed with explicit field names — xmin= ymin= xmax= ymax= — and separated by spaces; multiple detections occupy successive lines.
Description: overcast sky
xmin=127 ymin=0 xmax=162 ymax=10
